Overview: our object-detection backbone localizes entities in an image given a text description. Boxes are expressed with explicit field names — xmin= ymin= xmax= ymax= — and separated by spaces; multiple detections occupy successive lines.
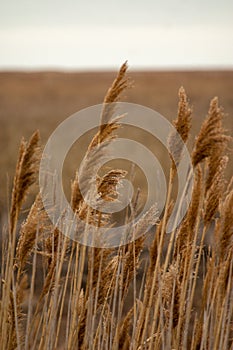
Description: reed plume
xmin=192 ymin=97 xmax=230 ymax=167
xmin=15 ymin=194 xmax=45 ymax=273
xmin=10 ymin=130 xmax=40 ymax=234
xmin=168 ymin=86 xmax=192 ymax=178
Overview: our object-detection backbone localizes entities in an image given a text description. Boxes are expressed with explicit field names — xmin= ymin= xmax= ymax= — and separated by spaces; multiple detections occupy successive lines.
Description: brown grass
xmin=0 ymin=64 xmax=233 ymax=349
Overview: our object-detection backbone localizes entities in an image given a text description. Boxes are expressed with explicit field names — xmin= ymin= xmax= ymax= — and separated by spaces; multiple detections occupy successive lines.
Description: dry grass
xmin=1 ymin=69 xmax=233 ymax=210
xmin=0 ymin=64 xmax=233 ymax=349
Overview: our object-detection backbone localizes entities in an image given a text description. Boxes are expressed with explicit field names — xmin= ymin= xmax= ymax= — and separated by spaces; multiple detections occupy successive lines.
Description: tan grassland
xmin=0 ymin=64 xmax=232 ymax=349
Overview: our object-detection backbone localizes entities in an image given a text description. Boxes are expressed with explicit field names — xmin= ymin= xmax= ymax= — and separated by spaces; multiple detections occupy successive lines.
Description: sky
xmin=0 ymin=0 xmax=232 ymax=70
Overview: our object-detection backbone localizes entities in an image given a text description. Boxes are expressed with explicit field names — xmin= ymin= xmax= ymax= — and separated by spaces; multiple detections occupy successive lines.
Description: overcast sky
xmin=0 ymin=0 xmax=232 ymax=70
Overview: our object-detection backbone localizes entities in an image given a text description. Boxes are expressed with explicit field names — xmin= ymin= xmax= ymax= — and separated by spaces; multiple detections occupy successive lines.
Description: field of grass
xmin=0 ymin=68 xmax=232 ymax=210
xmin=0 ymin=64 xmax=233 ymax=349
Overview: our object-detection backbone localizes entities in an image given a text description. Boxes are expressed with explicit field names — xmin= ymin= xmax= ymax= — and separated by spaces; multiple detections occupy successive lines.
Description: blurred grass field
xmin=0 ymin=70 xmax=232 ymax=212
xmin=0 ymin=67 xmax=233 ymax=349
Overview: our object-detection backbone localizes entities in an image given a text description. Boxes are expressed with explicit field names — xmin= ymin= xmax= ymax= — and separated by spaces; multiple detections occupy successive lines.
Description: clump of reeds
xmin=0 ymin=63 xmax=232 ymax=350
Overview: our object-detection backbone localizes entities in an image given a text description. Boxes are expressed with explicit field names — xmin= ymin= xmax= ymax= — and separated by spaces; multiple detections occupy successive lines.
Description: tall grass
xmin=0 ymin=63 xmax=233 ymax=349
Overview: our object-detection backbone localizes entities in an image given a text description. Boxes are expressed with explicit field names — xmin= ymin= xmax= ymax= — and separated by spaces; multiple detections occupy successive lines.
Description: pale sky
xmin=0 ymin=0 xmax=232 ymax=70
